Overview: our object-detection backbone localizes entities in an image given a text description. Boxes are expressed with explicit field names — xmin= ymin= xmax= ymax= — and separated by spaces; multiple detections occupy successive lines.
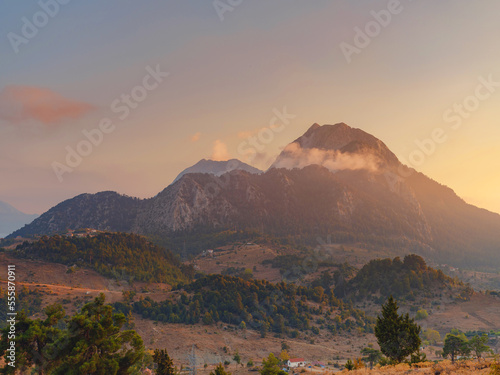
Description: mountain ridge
xmin=271 ymin=123 xmax=400 ymax=173
xmin=9 ymin=123 xmax=500 ymax=269
xmin=173 ymin=158 xmax=262 ymax=183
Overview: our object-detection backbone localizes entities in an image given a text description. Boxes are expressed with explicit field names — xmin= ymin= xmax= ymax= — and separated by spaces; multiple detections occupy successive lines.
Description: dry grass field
xmin=1 ymin=249 xmax=500 ymax=369
xmin=190 ymin=242 xmax=401 ymax=287
xmin=191 ymin=244 xmax=283 ymax=283
xmin=331 ymin=359 xmax=499 ymax=374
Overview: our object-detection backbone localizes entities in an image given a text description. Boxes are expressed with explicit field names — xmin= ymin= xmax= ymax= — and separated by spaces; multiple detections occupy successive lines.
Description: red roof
xmin=289 ymin=358 xmax=305 ymax=362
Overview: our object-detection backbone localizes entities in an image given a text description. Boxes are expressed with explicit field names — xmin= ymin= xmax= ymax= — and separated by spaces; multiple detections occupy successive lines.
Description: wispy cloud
xmin=273 ymin=142 xmax=381 ymax=172
xmin=211 ymin=139 xmax=231 ymax=161
xmin=0 ymin=85 xmax=94 ymax=126
xmin=190 ymin=132 xmax=201 ymax=142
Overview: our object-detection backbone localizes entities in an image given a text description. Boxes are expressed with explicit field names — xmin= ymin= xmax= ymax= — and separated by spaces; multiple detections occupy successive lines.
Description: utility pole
xmin=188 ymin=345 xmax=197 ymax=375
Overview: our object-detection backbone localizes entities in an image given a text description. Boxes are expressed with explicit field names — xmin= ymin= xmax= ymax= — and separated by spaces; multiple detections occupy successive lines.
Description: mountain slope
xmin=9 ymin=166 xmax=431 ymax=243
xmin=405 ymin=170 xmax=500 ymax=265
xmin=173 ymin=158 xmax=261 ymax=183
xmin=14 ymin=232 xmax=192 ymax=285
xmin=0 ymin=201 xmax=38 ymax=238
xmin=9 ymin=123 xmax=500 ymax=269
xmin=271 ymin=123 xmax=400 ymax=171
xmin=341 ymin=254 xmax=466 ymax=302
xmin=10 ymin=192 xmax=142 ymax=238
xmin=133 ymin=165 xmax=431 ymax=241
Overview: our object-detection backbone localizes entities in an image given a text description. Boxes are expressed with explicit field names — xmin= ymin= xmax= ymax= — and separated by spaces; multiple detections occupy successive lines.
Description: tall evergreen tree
xmin=153 ymin=349 xmax=176 ymax=375
xmin=374 ymin=296 xmax=421 ymax=363
xmin=50 ymin=293 xmax=144 ymax=374
xmin=0 ymin=304 xmax=65 ymax=375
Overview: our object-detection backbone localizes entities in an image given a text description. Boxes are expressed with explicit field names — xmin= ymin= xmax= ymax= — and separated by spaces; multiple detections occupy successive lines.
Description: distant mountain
xmin=0 ymin=201 xmax=38 ymax=238
xmin=9 ymin=123 xmax=500 ymax=269
xmin=8 ymin=191 xmax=143 ymax=237
xmin=173 ymin=159 xmax=261 ymax=183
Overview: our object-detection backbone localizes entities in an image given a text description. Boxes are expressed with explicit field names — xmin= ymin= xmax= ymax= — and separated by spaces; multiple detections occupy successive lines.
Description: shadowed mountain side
xmin=9 ymin=192 xmax=142 ymax=238
xmin=9 ymin=123 xmax=500 ymax=269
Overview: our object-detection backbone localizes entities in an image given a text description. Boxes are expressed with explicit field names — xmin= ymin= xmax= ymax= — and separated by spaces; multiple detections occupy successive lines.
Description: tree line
xmin=13 ymin=233 xmax=194 ymax=285
xmin=128 ymin=274 xmax=374 ymax=336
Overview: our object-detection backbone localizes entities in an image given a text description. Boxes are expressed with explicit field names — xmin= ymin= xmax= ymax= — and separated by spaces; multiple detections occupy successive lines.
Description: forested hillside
xmin=127 ymin=274 xmax=375 ymax=336
xmin=342 ymin=255 xmax=471 ymax=302
xmin=13 ymin=233 xmax=193 ymax=285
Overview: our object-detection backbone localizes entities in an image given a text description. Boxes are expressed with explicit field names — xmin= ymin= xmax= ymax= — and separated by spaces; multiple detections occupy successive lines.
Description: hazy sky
xmin=1 ymin=0 xmax=500 ymax=215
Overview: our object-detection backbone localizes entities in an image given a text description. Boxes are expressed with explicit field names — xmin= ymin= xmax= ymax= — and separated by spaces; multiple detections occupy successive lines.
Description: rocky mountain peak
xmin=173 ymin=158 xmax=262 ymax=183
xmin=271 ymin=123 xmax=400 ymax=171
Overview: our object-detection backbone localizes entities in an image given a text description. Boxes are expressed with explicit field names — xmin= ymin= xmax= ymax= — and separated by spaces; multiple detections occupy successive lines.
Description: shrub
xmin=415 ymin=309 xmax=429 ymax=320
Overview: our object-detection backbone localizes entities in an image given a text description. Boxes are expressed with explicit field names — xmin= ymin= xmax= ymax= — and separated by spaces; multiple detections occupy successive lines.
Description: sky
xmin=1 ymin=0 xmax=500 ymax=215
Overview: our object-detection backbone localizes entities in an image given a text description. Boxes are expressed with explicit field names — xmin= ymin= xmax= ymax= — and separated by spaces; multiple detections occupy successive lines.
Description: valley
xmin=2 ymin=236 xmax=500 ymax=372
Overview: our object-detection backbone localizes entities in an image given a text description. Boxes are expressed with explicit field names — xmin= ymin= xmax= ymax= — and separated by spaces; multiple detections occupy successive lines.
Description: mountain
xmin=8 ymin=191 xmax=142 ymax=237
xmin=271 ymin=123 xmax=400 ymax=171
xmin=0 ymin=201 xmax=38 ymax=238
xmin=173 ymin=158 xmax=261 ymax=183
xmin=11 ymin=166 xmax=429 ymax=240
xmin=133 ymin=165 xmax=431 ymax=241
xmin=9 ymin=123 xmax=500 ymax=269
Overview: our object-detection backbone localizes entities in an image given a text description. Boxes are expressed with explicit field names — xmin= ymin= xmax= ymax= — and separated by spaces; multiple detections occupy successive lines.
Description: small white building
xmin=287 ymin=358 xmax=305 ymax=368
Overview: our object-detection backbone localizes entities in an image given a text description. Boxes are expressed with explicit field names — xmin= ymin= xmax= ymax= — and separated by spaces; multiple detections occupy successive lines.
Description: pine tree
xmin=0 ymin=304 xmax=65 ymax=375
xmin=233 ymin=350 xmax=241 ymax=365
xmin=468 ymin=334 xmax=491 ymax=361
xmin=153 ymin=349 xmax=176 ymax=375
xmin=50 ymin=293 xmax=144 ymax=374
xmin=442 ymin=334 xmax=469 ymax=363
xmin=374 ymin=296 xmax=421 ymax=363
xmin=361 ymin=347 xmax=382 ymax=369
xmin=260 ymin=353 xmax=286 ymax=375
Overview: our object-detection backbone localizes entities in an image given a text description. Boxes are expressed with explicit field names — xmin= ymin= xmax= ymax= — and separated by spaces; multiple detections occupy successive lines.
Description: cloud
xmin=273 ymin=142 xmax=381 ymax=172
xmin=190 ymin=132 xmax=201 ymax=142
xmin=0 ymin=85 xmax=94 ymax=126
xmin=211 ymin=139 xmax=231 ymax=161
xmin=237 ymin=130 xmax=253 ymax=139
